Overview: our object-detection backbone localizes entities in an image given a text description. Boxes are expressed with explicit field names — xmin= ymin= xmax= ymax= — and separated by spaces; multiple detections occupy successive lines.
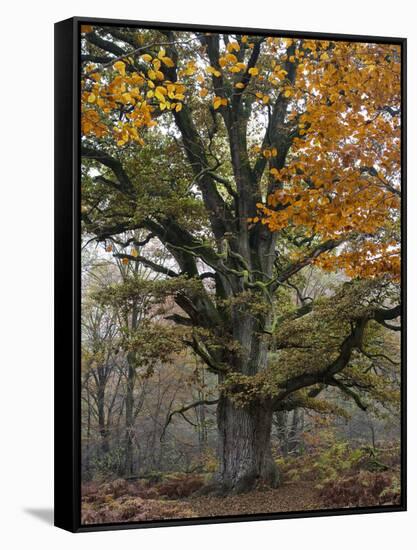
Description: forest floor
xmin=81 ymin=479 xmax=330 ymax=524
xmin=81 ymin=452 xmax=401 ymax=525
xmin=186 ymin=481 xmax=325 ymax=517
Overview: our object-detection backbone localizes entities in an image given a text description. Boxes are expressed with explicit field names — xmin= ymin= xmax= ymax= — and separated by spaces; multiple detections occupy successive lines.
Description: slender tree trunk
xmin=124 ymin=360 xmax=135 ymax=476
xmin=97 ymin=384 xmax=110 ymax=454
xmin=124 ymin=291 xmax=139 ymax=477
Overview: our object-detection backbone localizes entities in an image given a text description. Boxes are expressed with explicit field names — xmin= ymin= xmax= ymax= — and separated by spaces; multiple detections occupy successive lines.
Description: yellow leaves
xmin=183 ymin=60 xmax=197 ymax=76
xmin=147 ymin=69 xmax=157 ymax=80
xmin=141 ymin=53 xmax=153 ymax=62
xmin=262 ymin=147 xmax=278 ymax=158
xmin=235 ymin=82 xmax=245 ymax=89
xmin=248 ymin=67 xmax=259 ymax=76
xmin=81 ymin=24 xmax=93 ymax=33
xmin=105 ymin=244 xmax=113 ymax=252
xmin=147 ymin=66 xmax=164 ymax=80
xmin=122 ymin=257 xmax=129 ymax=265
xmin=161 ymin=56 xmax=175 ymax=67
xmin=254 ymin=92 xmax=269 ymax=105
xmin=130 ymin=73 xmax=145 ymax=85
xmin=121 ymin=92 xmax=134 ymax=104
xmin=213 ymin=97 xmax=222 ymax=110
xmin=152 ymin=58 xmax=162 ymax=71
xmin=283 ymin=88 xmax=293 ymax=98
xmin=320 ymin=52 xmax=330 ymax=61
xmin=199 ymin=87 xmax=209 ymax=97
xmin=206 ymin=65 xmax=222 ymax=78
xmin=113 ymin=61 xmax=126 ymax=76
xmin=213 ymin=96 xmax=228 ymax=109
xmin=274 ymin=68 xmax=288 ymax=80
xmin=87 ymin=93 xmax=96 ymax=103
xmin=156 ymin=85 xmax=167 ymax=96
xmin=227 ymin=41 xmax=240 ymax=52
xmin=175 ymin=103 xmax=183 ymax=112
xmin=270 ymin=167 xmax=281 ymax=178
xmin=154 ymin=88 xmax=166 ymax=102
xmin=218 ymin=54 xmax=245 ymax=73
xmin=225 ymin=53 xmax=238 ymax=64
xmin=130 ymin=247 xmax=138 ymax=257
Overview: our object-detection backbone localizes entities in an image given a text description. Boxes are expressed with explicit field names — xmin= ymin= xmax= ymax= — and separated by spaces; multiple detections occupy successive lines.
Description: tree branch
xmin=160 ymin=398 xmax=219 ymax=440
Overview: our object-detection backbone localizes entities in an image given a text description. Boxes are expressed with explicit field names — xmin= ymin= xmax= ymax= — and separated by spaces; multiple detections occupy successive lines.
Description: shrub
xmin=155 ymin=473 xmax=205 ymax=498
xmin=318 ymin=470 xmax=401 ymax=508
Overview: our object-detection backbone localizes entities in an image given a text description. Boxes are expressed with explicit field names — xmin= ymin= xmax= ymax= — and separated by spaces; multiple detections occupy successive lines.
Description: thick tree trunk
xmin=214 ymin=395 xmax=280 ymax=493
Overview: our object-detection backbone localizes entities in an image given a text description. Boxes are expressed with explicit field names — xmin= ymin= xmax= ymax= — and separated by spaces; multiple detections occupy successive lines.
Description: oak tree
xmin=80 ymin=25 xmax=401 ymax=493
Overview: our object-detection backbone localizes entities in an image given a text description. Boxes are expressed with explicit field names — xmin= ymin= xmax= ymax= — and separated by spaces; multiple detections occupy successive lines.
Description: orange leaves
xmin=250 ymin=39 xmax=401 ymax=281
xmin=314 ymin=243 xmax=401 ymax=282
xmin=81 ymin=108 xmax=107 ymax=137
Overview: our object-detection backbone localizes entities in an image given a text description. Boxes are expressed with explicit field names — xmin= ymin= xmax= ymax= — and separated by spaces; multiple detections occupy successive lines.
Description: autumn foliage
xmin=80 ymin=24 xmax=402 ymax=515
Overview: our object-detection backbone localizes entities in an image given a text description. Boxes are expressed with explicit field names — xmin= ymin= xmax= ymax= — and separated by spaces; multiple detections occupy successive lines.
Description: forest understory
xmin=81 ymin=442 xmax=401 ymax=524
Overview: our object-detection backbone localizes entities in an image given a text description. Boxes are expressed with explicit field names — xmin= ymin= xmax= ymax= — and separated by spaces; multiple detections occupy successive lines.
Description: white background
xmin=0 ymin=0 xmax=415 ymax=548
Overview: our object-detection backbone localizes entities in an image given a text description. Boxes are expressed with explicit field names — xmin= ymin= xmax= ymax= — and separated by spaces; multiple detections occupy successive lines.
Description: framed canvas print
xmin=54 ymin=16 xmax=406 ymax=532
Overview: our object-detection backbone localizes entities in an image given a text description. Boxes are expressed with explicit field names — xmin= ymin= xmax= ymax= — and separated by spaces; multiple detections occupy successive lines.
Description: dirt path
xmin=186 ymin=481 xmax=328 ymax=518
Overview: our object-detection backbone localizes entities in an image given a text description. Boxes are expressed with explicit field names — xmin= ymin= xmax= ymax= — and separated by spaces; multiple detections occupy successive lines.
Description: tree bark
xmin=97 ymin=383 xmax=110 ymax=454
xmin=124 ymin=359 xmax=136 ymax=477
xmin=214 ymin=395 xmax=279 ymax=493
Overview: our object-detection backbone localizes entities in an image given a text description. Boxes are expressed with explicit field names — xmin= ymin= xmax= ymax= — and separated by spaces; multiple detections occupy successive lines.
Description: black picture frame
xmin=54 ymin=16 xmax=407 ymax=533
